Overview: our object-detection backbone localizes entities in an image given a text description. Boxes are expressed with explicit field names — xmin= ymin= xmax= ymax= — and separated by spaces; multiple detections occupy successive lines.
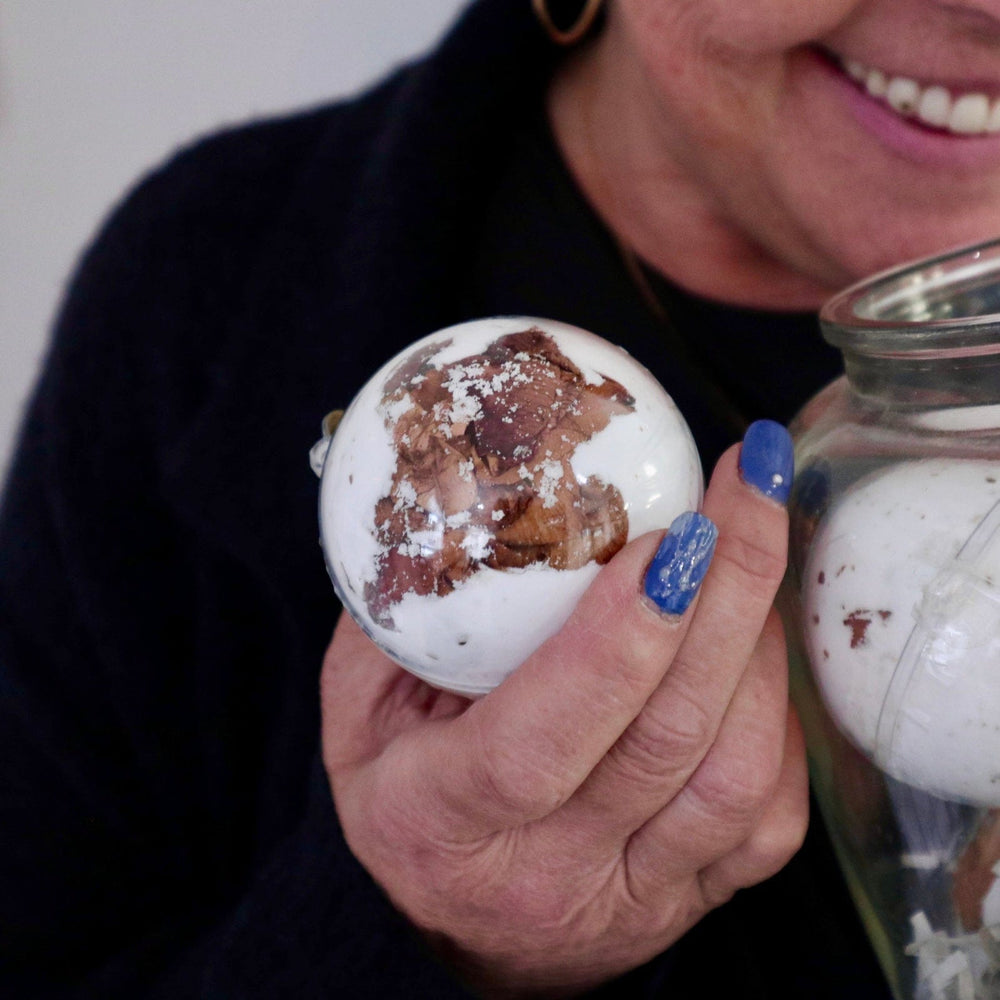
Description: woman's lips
xmin=835 ymin=52 xmax=1000 ymax=135
xmin=809 ymin=46 xmax=1000 ymax=168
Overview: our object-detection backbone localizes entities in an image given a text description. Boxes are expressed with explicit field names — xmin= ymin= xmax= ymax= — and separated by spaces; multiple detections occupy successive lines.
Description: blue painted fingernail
xmin=739 ymin=420 xmax=794 ymax=504
xmin=643 ymin=511 xmax=718 ymax=617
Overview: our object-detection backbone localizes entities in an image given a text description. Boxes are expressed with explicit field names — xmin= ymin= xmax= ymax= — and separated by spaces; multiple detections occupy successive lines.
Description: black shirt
xmin=0 ymin=1 xmax=887 ymax=995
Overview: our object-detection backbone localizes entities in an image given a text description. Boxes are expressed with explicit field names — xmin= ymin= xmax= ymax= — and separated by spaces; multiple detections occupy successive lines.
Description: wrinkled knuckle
xmin=468 ymin=749 xmax=537 ymax=818
xmin=469 ymin=740 xmax=566 ymax=819
xmin=689 ymin=759 xmax=774 ymax=830
xmin=615 ymin=688 xmax=715 ymax=787
xmin=656 ymin=693 xmax=716 ymax=763
xmin=717 ymin=534 xmax=787 ymax=595
xmin=618 ymin=862 xmax=685 ymax=931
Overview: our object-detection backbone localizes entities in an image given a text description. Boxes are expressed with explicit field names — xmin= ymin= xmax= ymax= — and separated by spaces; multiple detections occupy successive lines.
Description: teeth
xmin=845 ymin=59 xmax=867 ymax=83
xmin=886 ymin=77 xmax=919 ymax=114
xmin=950 ymin=93 xmax=991 ymax=134
xmin=842 ymin=56 xmax=1000 ymax=136
xmin=866 ymin=69 xmax=888 ymax=98
xmin=918 ymin=86 xmax=951 ymax=128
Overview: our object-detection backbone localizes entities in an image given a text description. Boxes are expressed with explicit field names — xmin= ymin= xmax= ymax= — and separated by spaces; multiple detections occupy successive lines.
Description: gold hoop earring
xmin=532 ymin=0 xmax=604 ymax=46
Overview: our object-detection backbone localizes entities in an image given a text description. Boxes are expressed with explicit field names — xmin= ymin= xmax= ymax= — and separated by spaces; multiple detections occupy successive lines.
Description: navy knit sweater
xmin=0 ymin=2 xmax=888 ymax=996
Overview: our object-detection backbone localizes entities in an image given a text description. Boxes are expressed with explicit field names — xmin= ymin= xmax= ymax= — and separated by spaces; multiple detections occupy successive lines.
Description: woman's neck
xmin=545 ymin=26 xmax=839 ymax=312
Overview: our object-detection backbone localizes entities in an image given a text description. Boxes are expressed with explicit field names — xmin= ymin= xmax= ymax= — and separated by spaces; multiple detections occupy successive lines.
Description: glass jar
xmin=785 ymin=237 xmax=1000 ymax=1000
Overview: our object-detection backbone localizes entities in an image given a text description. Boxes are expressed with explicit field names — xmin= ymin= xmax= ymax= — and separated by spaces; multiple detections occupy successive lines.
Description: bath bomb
xmin=313 ymin=316 xmax=702 ymax=695
xmin=803 ymin=458 xmax=1000 ymax=805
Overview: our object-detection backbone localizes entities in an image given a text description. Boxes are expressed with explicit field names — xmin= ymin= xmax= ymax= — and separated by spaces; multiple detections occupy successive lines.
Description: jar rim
xmin=820 ymin=236 xmax=1000 ymax=357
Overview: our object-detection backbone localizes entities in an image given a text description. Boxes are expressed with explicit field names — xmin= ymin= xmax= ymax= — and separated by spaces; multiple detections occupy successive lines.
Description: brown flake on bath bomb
xmin=843 ymin=610 xmax=872 ymax=648
xmin=367 ymin=327 xmax=635 ymax=626
xmin=467 ymin=328 xmax=633 ymax=474
xmin=841 ymin=609 xmax=894 ymax=649
xmin=382 ymin=339 xmax=449 ymax=397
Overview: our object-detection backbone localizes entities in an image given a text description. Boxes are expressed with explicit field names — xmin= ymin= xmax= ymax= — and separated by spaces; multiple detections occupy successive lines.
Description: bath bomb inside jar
xmin=312 ymin=316 xmax=702 ymax=695
xmin=803 ymin=457 xmax=1000 ymax=805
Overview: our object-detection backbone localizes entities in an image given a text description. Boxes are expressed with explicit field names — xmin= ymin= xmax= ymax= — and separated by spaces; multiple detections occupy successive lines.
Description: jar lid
xmin=820 ymin=237 xmax=1000 ymax=357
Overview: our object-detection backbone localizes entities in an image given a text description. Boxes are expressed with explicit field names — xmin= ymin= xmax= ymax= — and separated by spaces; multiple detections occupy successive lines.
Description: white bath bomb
xmin=804 ymin=458 xmax=1000 ymax=805
xmin=313 ymin=316 xmax=702 ymax=695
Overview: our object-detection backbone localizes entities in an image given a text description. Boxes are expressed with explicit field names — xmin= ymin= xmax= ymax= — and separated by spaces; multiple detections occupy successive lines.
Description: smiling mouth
xmin=829 ymin=51 xmax=1000 ymax=136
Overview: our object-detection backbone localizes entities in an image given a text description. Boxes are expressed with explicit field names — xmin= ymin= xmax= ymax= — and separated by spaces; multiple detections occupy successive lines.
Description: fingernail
xmin=739 ymin=420 xmax=794 ymax=504
xmin=643 ymin=511 xmax=718 ymax=617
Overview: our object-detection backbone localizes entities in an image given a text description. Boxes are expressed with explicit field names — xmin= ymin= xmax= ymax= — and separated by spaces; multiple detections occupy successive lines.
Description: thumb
xmin=320 ymin=612 xmax=470 ymax=772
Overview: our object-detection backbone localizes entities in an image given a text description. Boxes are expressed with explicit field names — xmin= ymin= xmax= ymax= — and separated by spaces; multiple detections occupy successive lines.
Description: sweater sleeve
xmin=0 ymin=132 xmax=477 ymax=999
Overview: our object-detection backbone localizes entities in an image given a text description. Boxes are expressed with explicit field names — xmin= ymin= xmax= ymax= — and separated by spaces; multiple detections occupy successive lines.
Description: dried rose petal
xmin=368 ymin=327 xmax=634 ymax=626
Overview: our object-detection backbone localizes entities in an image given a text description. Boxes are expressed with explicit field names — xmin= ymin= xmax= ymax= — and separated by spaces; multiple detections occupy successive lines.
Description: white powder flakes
xmin=460 ymin=528 xmax=493 ymax=561
xmin=536 ymin=458 xmax=565 ymax=509
xmin=393 ymin=478 xmax=417 ymax=511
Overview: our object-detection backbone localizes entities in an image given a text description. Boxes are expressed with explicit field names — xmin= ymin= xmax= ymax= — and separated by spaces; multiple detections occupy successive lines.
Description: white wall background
xmin=0 ymin=0 xmax=467 ymax=475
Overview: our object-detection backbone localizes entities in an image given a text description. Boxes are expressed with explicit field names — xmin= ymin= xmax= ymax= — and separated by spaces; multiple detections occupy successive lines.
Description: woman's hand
xmin=320 ymin=421 xmax=808 ymax=997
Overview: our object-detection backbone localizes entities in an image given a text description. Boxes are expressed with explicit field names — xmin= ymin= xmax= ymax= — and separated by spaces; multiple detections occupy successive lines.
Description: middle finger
xmin=558 ymin=422 xmax=793 ymax=838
